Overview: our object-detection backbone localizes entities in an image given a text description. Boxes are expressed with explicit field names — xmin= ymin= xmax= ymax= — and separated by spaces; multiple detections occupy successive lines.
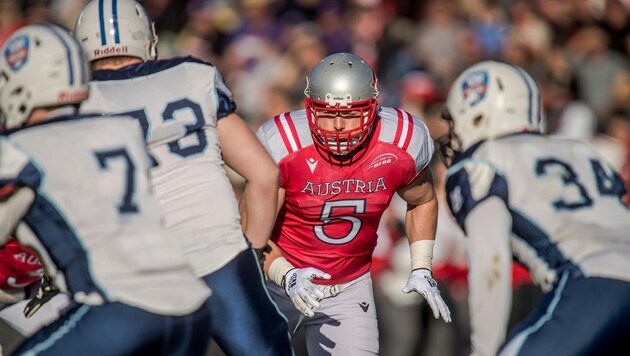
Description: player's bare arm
xmin=397 ymin=167 xmax=438 ymax=246
xmin=396 ymin=167 xmax=451 ymax=322
xmin=219 ymin=113 xmax=280 ymax=249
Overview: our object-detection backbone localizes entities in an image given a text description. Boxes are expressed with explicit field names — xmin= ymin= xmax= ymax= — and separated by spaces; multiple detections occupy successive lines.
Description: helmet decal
xmin=99 ymin=0 xmax=121 ymax=45
xmin=507 ymin=64 xmax=537 ymax=125
xmin=4 ymin=35 xmax=29 ymax=72
xmin=461 ymin=70 xmax=488 ymax=107
xmin=39 ymin=24 xmax=79 ymax=86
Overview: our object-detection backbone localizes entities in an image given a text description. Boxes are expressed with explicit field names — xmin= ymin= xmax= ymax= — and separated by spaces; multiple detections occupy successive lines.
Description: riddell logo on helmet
xmin=94 ymin=46 xmax=129 ymax=57
xmin=58 ymin=90 xmax=88 ymax=103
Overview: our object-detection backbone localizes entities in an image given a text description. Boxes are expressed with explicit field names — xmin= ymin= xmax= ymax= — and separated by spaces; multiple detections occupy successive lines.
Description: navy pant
xmin=202 ymin=247 xmax=293 ymax=356
xmin=13 ymin=301 xmax=211 ymax=355
xmin=501 ymin=275 xmax=630 ymax=356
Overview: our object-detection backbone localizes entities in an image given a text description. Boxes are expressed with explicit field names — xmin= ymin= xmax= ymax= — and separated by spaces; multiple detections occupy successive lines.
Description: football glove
xmin=284 ymin=267 xmax=330 ymax=317
xmin=23 ymin=275 xmax=59 ymax=318
xmin=402 ymin=268 xmax=452 ymax=323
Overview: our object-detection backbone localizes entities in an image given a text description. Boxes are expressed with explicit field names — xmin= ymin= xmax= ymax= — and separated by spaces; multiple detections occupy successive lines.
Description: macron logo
xmin=306 ymin=158 xmax=318 ymax=173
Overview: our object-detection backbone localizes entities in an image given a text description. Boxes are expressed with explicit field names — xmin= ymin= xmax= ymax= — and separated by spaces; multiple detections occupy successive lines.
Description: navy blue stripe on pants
xmin=202 ymin=247 xmax=293 ymax=356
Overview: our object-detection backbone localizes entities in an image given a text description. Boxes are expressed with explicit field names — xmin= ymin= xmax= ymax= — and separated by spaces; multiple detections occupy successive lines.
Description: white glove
xmin=284 ymin=267 xmax=331 ymax=317
xmin=402 ymin=268 xmax=451 ymax=323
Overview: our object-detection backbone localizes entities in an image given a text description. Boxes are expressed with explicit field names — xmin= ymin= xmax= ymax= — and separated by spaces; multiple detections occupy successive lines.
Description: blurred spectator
xmin=568 ymin=26 xmax=628 ymax=119
xmin=5 ymin=0 xmax=630 ymax=354
xmin=0 ymin=0 xmax=24 ymax=46
xmin=469 ymin=0 xmax=508 ymax=58
xmin=409 ymin=0 xmax=466 ymax=85
xmin=398 ymin=70 xmax=442 ymax=118
xmin=598 ymin=0 xmax=630 ymax=56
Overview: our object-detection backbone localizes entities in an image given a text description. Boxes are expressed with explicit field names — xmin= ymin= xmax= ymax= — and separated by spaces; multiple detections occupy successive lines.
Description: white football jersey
xmin=0 ymin=109 xmax=210 ymax=315
xmin=81 ymin=57 xmax=247 ymax=276
xmin=446 ymin=133 xmax=630 ymax=290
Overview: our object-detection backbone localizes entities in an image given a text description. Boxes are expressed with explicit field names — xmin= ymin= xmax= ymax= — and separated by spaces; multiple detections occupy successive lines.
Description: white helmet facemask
xmin=74 ymin=0 xmax=158 ymax=62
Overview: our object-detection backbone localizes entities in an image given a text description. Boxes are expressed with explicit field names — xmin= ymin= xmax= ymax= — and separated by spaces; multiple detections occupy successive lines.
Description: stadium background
xmin=1 ymin=0 xmax=629 ymax=355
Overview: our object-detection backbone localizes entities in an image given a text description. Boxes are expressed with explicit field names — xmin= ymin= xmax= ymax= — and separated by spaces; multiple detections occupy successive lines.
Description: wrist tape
xmin=268 ymin=257 xmax=295 ymax=287
xmin=410 ymin=240 xmax=434 ymax=270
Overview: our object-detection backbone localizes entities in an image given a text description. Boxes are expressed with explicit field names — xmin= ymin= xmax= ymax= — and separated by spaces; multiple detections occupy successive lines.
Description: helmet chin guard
xmin=304 ymin=52 xmax=379 ymax=155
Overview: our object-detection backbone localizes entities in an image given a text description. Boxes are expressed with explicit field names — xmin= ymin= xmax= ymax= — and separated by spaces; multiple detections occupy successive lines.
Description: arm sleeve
xmin=466 ymin=197 xmax=513 ymax=356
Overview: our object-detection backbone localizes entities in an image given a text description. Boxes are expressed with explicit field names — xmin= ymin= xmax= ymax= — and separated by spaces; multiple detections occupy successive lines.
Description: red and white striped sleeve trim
xmin=273 ymin=112 xmax=303 ymax=154
xmin=391 ymin=108 xmax=415 ymax=151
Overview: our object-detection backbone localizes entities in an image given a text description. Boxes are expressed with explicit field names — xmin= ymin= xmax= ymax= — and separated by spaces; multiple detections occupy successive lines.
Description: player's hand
xmin=403 ymin=268 xmax=451 ymax=323
xmin=283 ymin=267 xmax=331 ymax=317
xmin=23 ymin=275 xmax=59 ymax=318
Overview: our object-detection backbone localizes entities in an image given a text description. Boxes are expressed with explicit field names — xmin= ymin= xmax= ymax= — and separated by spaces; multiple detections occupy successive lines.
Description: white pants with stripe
xmin=267 ymin=272 xmax=379 ymax=356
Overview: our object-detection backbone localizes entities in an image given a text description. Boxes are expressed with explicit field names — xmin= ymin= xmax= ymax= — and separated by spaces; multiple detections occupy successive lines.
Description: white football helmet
xmin=0 ymin=24 xmax=89 ymax=129
xmin=305 ymin=52 xmax=379 ymax=155
xmin=443 ymin=60 xmax=543 ymax=154
xmin=74 ymin=0 xmax=157 ymax=62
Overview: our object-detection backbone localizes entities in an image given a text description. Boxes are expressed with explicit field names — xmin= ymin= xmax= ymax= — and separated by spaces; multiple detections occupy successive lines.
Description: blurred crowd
xmin=2 ymin=0 xmax=630 ymax=355
xmin=2 ymin=0 xmax=629 ymax=166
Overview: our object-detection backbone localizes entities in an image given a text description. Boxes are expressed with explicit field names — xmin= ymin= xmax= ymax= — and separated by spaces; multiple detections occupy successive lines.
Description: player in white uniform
xmin=74 ymin=1 xmax=292 ymax=354
xmin=441 ymin=60 xmax=630 ymax=355
xmin=0 ymin=24 xmax=211 ymax=354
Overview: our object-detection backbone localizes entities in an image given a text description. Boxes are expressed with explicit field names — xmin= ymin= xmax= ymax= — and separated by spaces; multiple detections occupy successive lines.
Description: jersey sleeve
xmin=256 ymin=120 xmax=288 ymax=188
xmin=0 ymin=139 xmax=42 ymax=194
xmin=213 ymin=69 xmax=236 ymax=120
xmin=406 ymin=117 xmax=435 ymax=185
xmin=445 ymin=159 xmax=509 ymax=231
xmin=379 ymin=108 xmax=435 ymax=186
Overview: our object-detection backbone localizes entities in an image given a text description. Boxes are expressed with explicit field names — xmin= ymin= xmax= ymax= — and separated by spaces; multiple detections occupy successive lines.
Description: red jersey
xmin=257 ymin=107 xmax=434 ymax=284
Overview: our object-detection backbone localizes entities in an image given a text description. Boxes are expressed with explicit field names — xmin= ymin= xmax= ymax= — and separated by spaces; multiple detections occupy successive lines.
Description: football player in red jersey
xmin=254 ymin=52 xmax=451 ymax=355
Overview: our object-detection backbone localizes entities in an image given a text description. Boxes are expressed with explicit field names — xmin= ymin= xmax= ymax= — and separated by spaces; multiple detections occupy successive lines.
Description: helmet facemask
xmin=304 ymin=52 xmax=379 ymax=156
xmin=305 ymin=97 xmax=378 ymax=155
xmin=436 ymin=106 xmax=462 ymax=165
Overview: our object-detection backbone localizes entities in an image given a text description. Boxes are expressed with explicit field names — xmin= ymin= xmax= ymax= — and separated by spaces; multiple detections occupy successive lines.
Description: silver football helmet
xmin=304 ymin=52 xmax=379 ymax=155
xmin=74 ymin=0 xmax=157 ymax=62
xmin=442 ymin=60 xmax=543 ymax=156
xmin=0 ymin=24 xmax=89 ymax=129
